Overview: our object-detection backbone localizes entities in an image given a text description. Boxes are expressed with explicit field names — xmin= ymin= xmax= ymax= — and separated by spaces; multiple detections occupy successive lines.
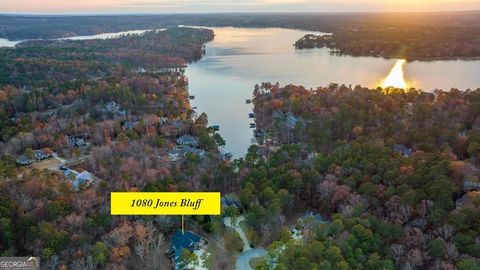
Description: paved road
xmin=236 ymin=248 xmax=267 ymax=270
xmin=223 ymin=215 xmax=267 ymax=270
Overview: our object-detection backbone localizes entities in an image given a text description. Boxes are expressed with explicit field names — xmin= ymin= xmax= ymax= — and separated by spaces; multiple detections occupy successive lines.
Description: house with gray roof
xmin=168 ymin=230 xmax=203 ymax=270
xmin=105 ymin=101 xmax=126 ymax=116
xmin=34 ymin=149 xmax=52 ymax=160
xmin=176 ymin=135 xmax=199 ymax=147
xmin=393 ymin=144 xmax=412 ymax=157
xmin=221 ymin=194 xmax=242 ymax=213
xmin=68 ymin=136 xmax=86 ymax=147
xmin=16 ymin=155 xmax=33 ymax=166
xmin=64 ymin=168 xmax=94 ymax=191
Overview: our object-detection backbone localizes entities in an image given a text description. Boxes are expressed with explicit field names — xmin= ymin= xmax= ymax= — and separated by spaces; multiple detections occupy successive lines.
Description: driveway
xmin=223 ymin=216 xmax=250 ymax=251
xmin=236 ymin=248 xmax=267 ymax=270
xmin=223 ymin=215 xmax=267 ymax=270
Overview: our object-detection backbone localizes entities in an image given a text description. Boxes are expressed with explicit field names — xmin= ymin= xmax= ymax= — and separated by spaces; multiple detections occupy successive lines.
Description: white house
xmin=64 ymin=169 xmax=93 ymax=191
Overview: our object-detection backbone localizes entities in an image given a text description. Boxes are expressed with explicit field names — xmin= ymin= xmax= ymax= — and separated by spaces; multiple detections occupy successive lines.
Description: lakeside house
xmin=136 ymin=67 xmax=146 ymax=74
xmin=273 ymin=111 xmax=305 ymax=129
xmin=168 ymin=146 xmax=207 ymax=162
xmin=122 ymin=120 xmax=137 ymax=130
xmin=68 ymin=136 xmax=86 ymax=147
xmin=105 ymin=101 xmax=126 ymax=116
xmin=176 ymin=135 xmax=199 ymax=147
xmin=464 ymin=180 xmax=480 ymax=191
xmin=221 ymin=193 xmax=242 ymax=213
xmin=160 ymin=117 xmax=169 ymax=125
xmin=168 ymin=148 xmax=183 ymax=162
xmin=285 ymin=112 xmax=302 ymax=129
xmin=168 ymin=230 xmax=203 ymax=270
xmin=154 ymin=66 xmax=186 ymax=74
xmin=16 ymin=148 xmax=53 ymax=166
xmin=63 ymin=168 xmax=94 ymax=191
xmin=289 ymin=211 xmax=327 ymax=242
xmin=393 ymin=144 xmax=412 ymax=157
xmin=183 ymin=146 xmax=207 ymax=158
xmin=16 ymin=155 xmax=33 ymax=166
xmin=171 ymin=119 xmax=187 ymax=131
xmin=34 ymin=149 xmax=52 ymax=160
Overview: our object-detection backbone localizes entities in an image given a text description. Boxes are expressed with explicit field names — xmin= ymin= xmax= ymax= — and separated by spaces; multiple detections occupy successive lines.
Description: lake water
xmin=0 ymin=29 xmax=163 ymax=47
xmin=0 ymin=38 xmax=21 ymax=47
xmin=185 ymin=27 xmax=480 ymax=157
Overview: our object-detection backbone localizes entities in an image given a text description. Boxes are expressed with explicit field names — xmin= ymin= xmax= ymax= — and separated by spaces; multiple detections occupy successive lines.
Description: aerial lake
xmin=2 ymin=26 xmax=480 ymax=157
xmin=185 ymin=27 xmax=480 ymax=157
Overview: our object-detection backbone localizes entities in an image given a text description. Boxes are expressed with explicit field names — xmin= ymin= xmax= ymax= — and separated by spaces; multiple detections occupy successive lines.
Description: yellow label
xmin=110 ymin=192 xmax=221 ymax=215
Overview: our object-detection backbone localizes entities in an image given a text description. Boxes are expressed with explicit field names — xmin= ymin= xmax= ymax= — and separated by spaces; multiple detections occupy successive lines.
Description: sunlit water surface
xmin=0 ymin=29 xmax=163 ymax=47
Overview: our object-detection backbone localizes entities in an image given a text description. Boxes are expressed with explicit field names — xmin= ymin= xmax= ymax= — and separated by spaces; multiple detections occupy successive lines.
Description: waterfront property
xmin=176 ymin=135 xmax=199 ymax=147
xmin=169 ymin=146 xmax=207 ymax=162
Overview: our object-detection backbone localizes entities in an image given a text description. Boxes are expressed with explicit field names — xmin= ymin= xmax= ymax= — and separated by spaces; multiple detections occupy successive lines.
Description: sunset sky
xmin=1 ymin=0 xmax=479 ymax=14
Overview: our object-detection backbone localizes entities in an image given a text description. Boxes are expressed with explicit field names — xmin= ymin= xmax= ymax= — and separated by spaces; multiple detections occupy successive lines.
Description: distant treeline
xmin=294 ymin=23 xmax=480 ymax=61
xmin=2 ymin=11 xmax=480 ymax=41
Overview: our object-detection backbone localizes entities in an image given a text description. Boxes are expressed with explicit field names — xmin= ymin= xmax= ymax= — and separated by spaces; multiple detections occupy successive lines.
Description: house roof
xmin=77 ymin=171 xmax=92 ymax=181
xmin=171 ymin=230 xmax=201 ymax=260
xmin=123 ymin=120 xmax=136 ymax=130
xmin=300 ymin=211 xmax=326 ymax=225
xmin=183 ymin=146 xmax=206 ymax=157
xmin=393 ymin=144 xmax=412 ymax=156
xmin=464 ymin=180 xmax=480 ymax=191
xmin=16 ymin=155 xmax=32 ymax=163
xmin=221 ymin=196 xmax=241 ymax=209
xmin=64 ymin=168 xmax=79 ymax=178
xmin=176 ymin=135 xmax=199 ymax=146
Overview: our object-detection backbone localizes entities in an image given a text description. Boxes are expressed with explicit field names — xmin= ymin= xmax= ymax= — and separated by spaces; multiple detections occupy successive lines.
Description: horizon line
xmin=1 ymin=9 xmax=480 ymax=16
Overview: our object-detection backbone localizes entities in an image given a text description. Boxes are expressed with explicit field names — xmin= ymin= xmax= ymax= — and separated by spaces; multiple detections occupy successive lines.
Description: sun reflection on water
xmin=379 ymin=59 xmax=410 ymax=89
